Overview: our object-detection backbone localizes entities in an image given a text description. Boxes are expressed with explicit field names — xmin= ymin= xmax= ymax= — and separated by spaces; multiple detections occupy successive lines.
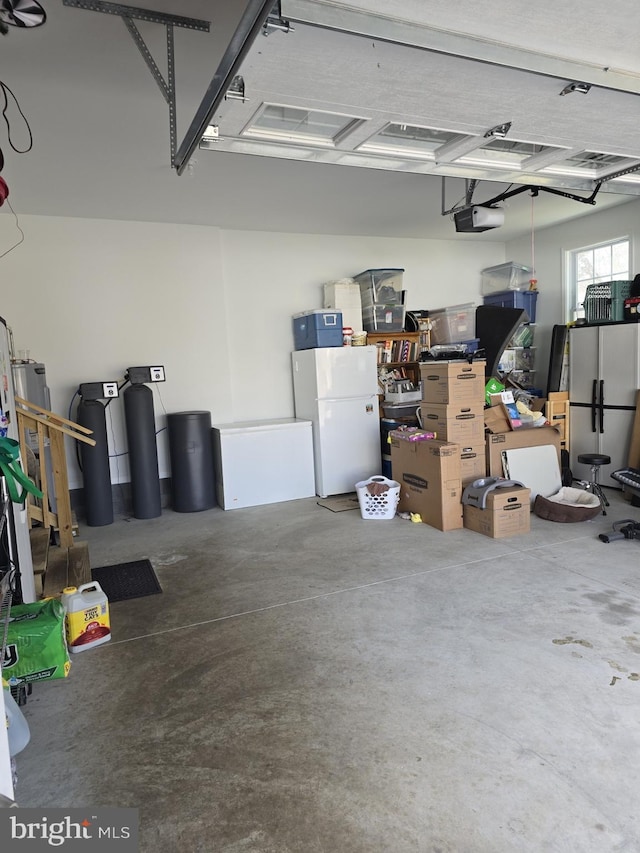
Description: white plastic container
xmin=3 ymin=682 xmax=30 ymax=756
xmin=61 ymin=582 xmax=111 ymax=653
xmin=324 ymin=279 xmax=363 ymax=333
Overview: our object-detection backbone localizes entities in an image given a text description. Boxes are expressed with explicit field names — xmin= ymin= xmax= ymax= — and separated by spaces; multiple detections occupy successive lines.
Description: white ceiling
xmin=0 ymin=0 xmax=638 ymax=242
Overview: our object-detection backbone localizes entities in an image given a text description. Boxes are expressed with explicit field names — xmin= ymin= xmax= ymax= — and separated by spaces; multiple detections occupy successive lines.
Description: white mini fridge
xmin=211 ymin=418 xmax=316 ymax=510
xmin=291 ymin=346 xmax=381 ymax=497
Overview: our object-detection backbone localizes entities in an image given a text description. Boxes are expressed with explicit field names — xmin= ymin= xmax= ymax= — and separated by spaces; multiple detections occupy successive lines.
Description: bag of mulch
xmin=3 ymin=598 xmax=71 ymax=685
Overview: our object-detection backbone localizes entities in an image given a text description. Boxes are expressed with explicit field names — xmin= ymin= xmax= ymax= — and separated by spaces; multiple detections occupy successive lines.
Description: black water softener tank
xmin=167 ymin=411 xmax=216 ymax=512
xmin=123 ymin=383 xmax=162 ymax=519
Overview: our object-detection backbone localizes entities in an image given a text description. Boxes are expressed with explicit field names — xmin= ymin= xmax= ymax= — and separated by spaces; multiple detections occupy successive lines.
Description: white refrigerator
xmin=292 ymin=346 xmax=380 ymax=497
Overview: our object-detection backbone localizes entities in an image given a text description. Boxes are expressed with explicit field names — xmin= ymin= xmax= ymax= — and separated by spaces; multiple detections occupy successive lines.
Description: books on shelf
xmin=375 ymin=338 xmax=420 ymax=364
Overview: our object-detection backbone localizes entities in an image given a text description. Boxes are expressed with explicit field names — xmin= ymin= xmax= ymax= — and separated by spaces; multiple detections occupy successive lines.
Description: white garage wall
xmin=1 ymin=215 xmax=229 ymax=489
xmin=0 ymin=214 xmax=505 ymax=489
xmin=220 ymin=229 xmax=504 ymax=421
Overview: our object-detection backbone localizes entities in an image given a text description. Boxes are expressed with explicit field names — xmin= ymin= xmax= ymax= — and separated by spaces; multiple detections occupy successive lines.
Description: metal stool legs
xmin=584 ymin=464 xmax=610 ymax=515
xmin=577 ymin=453 xmax=611 ymax=516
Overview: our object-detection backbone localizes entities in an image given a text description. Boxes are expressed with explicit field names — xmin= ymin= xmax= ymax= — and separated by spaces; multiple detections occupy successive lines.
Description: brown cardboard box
xmin=463 ymin=486 xmax=531 ymax=538
xmin=390 ymin=436 xmax=463 ymax=531
xmin=543 ymin=392 xmax=569 ymax=447
xmin=485 ymin=393 xmax=544 ymax=433
xmin=460 ymin=441 xmax=487 ymax=486
xmin=486 ymin=426 xmax=561 ymax=477
xmin=420 ymin=360 xmax=486 ymax=405
xmin=483 ymin=404 xmax=512 ymax=434
xmin=420 ymin=402 xmax=485 ymax=444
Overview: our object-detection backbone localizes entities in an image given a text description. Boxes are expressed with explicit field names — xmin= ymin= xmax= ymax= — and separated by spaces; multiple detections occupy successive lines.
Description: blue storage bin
xmin=482 ymin=290 xmax=538 ymax=323
xmin=380 ymin=418 xmax=402 ymax=455
xmin=381 ymin=455 xmax=393 ymax=479
xmin=293 ymin=309 xmax=343 ymax=350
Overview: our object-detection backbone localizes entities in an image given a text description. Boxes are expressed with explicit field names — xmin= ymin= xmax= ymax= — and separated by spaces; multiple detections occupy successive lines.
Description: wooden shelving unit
xmin=366 ymin=332 xmax=422 ymax=419
xmin=366 ymin=331 xmax=422 ymax=383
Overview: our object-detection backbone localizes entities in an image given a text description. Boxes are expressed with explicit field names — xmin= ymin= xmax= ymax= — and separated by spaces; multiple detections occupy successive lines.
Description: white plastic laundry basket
xmin=355 ymin=476 xmax=400 ymax=520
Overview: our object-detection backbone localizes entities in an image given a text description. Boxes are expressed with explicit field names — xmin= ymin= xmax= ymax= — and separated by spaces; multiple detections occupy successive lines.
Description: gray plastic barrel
xmin=167 ymin=411 xmax=216 ymax=512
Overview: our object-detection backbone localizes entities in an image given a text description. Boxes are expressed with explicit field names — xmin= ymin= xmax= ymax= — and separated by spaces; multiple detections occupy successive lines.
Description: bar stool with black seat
xmin=577 ymin=453 xmax=611 ymax=515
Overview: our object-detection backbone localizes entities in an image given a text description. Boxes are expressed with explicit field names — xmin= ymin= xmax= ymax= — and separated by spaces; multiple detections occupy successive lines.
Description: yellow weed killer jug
xmin=61 ymin=582 xmax=111 ymax=653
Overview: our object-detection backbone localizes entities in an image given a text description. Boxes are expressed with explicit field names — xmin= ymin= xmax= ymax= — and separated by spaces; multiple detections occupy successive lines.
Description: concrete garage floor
xmin=14 ymin=488 xmax=640 ymax=852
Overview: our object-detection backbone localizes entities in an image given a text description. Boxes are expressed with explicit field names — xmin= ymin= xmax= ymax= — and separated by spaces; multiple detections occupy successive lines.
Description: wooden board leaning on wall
xmin=628 ymin=390 xmax=640 ymax=469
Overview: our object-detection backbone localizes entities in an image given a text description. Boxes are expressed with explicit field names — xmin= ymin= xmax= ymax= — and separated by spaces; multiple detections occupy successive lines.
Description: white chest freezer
xmin=211 ymin=418 xmax=316 ymax=510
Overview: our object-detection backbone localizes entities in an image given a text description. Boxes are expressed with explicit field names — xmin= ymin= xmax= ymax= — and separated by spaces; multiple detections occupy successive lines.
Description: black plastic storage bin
xmin=482 ymin=290 xmax=538 ymax=323
xmin=167 ymin=411 xmax=216 ymax=512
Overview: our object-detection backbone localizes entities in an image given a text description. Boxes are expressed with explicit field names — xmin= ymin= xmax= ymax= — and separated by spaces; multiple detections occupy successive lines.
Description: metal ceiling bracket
xmin=440 ymin=176 xmax=472 ymax=217
xmin=559 ymin=81 xmax=591 ymax=96
xmin=62 ymin=0 xmax=209 ymax=164
xmin=263 ymin=1 xmax=294 ymax=35
xmin=484 ymin=122 xmax=511 ymax=139
xmin=62 ymin=1 xmax=209 ymax=31
xmin=121 ymin=16 xmax=170 ymax=102
xmin=597 ymin=161 xmax=640 ymax=182
xmin=225 ymin=76 xmax=247 ymax=103
xmin=465 ymin=179 xmax=478 ymax=206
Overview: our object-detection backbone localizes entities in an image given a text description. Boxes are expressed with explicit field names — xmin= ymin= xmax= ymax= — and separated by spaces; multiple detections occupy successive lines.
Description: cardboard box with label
xmin=420 ymin=360 xmax=486 ymax=405
xmin=463 ymin=486 xmax=531 ymax=538
xmin=460 ymin=442 xmax=487 ymax=486
xmin=419 ymin=402 xmax=484 ymax=445
xmin=390 ymin=436 xmax=463 ymax=531
xmin=486 ymin=427 xmax=561 ymax=477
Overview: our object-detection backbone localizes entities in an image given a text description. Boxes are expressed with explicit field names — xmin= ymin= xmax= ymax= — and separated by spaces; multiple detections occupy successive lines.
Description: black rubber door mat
xmin=91 ymin=559 xmax=162 ymax=603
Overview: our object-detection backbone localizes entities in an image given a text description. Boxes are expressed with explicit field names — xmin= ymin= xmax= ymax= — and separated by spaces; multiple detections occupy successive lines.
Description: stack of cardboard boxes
xmin=389 ymin=360 xmax=487 ymax=532
xmin=389 ymin=358 xmax=535 ymax=538
xmin=418 ymin=360 xmax=487 ymax=487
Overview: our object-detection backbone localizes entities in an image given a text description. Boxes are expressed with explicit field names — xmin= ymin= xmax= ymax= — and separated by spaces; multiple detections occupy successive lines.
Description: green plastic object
xmin=0 ymin=436 xmax=43 ymax=504
xmin=583 ymin=280 xmax=633 ymax=324
xmin=3 ymin=598 xmax=71 ymax=685
xmin=485 ymin=377 xmax=505 ymax=405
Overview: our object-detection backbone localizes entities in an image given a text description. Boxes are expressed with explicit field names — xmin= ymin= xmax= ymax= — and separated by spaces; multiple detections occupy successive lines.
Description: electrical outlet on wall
xmin=150 ymin=366 xmax=165 ymax=382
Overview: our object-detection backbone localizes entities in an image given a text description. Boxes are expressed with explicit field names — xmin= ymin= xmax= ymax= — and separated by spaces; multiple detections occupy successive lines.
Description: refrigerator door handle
xmin=591 ymin=379 xmax=597 ymax=433
xmin=599 ymin=379 xmax=605 ymax=433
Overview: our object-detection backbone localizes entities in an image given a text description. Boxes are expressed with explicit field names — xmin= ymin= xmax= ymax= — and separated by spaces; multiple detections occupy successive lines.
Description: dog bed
xmin=533 ymin=486 xmax=601 ymax=523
